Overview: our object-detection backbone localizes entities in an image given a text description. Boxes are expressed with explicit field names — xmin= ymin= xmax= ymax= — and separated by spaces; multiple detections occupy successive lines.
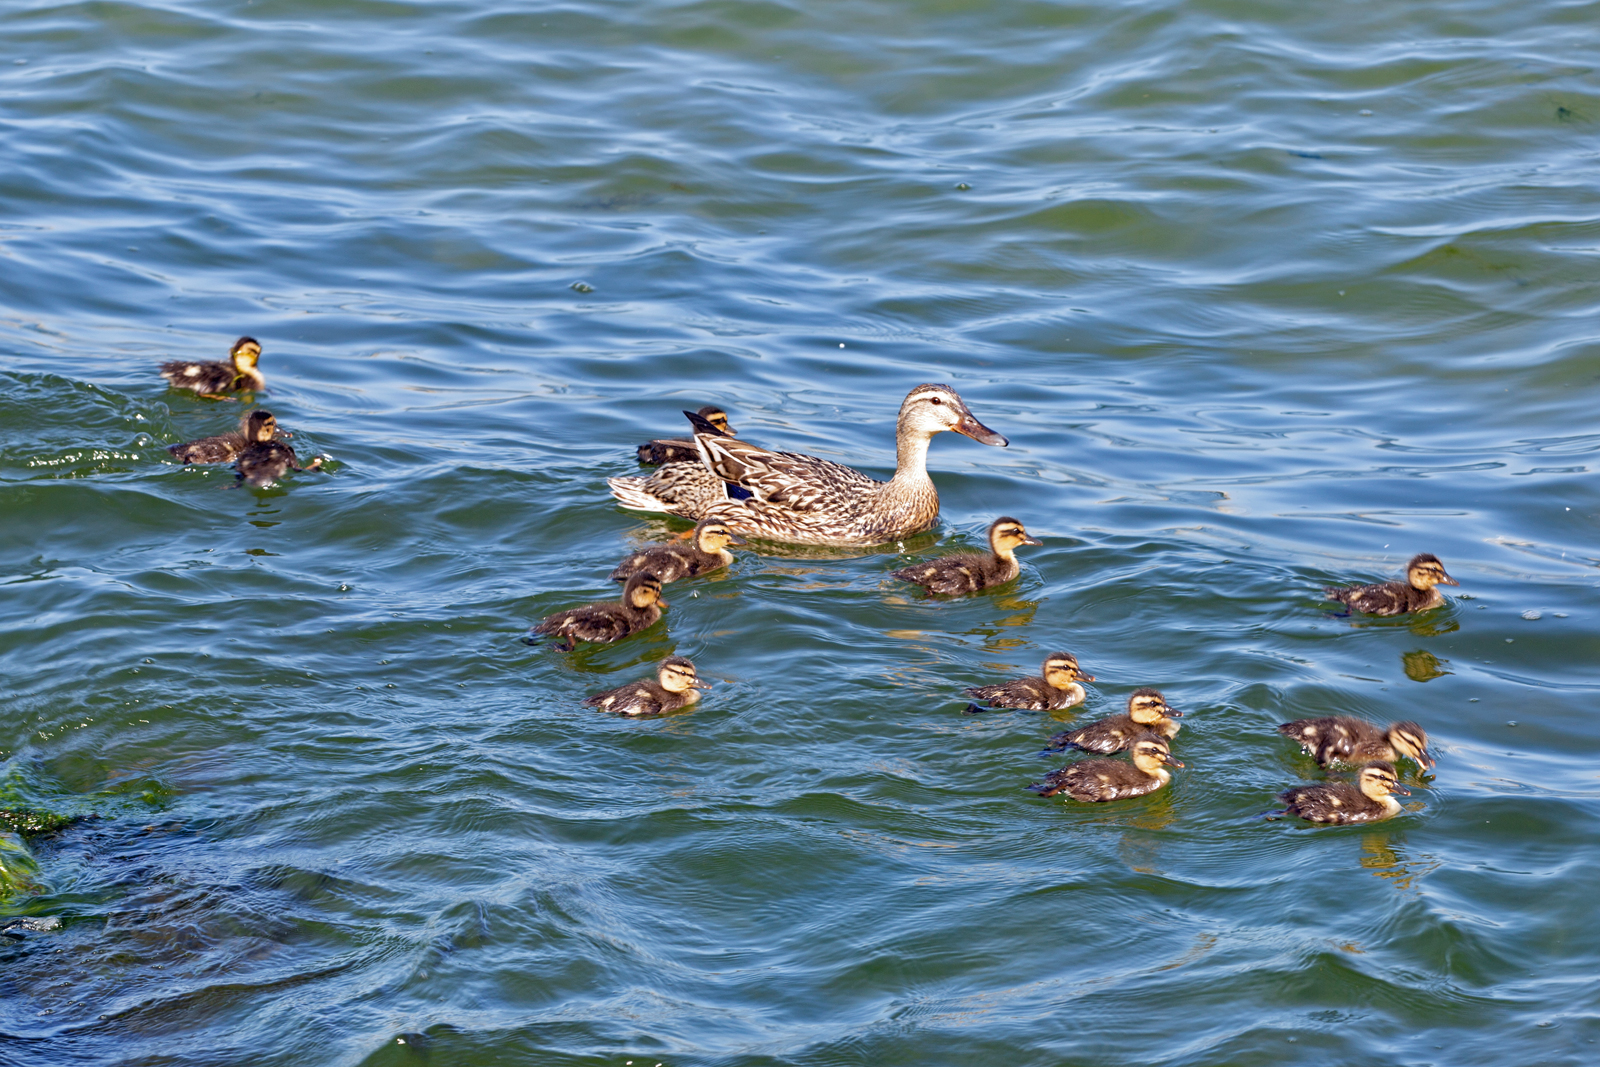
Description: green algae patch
xmin=0 ymin=832 xmax=45 ymax=900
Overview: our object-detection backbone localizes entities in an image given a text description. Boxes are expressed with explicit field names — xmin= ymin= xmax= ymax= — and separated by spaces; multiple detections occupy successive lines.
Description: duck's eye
xmin=929 ymin=396 xmax=942 ymax=405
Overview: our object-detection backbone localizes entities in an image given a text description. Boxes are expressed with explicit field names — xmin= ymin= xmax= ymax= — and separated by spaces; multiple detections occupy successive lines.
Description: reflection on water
xmin=1359 ymin=832 xmax=1439 ymax=891
xmin=1402 ymin=649 xmax=1452 ymax=682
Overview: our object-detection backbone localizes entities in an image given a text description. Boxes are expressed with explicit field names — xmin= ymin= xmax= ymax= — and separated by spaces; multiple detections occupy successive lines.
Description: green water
xmin=2 ymin=0 xmax=1599 ymax=1064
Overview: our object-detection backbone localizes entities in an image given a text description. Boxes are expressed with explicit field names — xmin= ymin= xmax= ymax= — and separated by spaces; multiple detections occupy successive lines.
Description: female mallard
xmin=235 ymin=439 xmax=322 ymax=487
xmin=1044 ymin=688 xmax=1182 ymax=753
xmin=583 ymin=656 xmax=710 ymax=716
xmin=159 ymin=337 xmax=265 ymax=398
xmin=531 ymin=572 xmax=665 ymax=651
xmin=1029 ymin=734 xmax=1183 ymax=803
xmin=1276 ymin=761 xmax=1408 ymax=824
xmin=170 ymin=409 xmax=280 ymax=465
xmin=612 ymin=383 xmax=1007 ymax=546
xmin=636 ymin=406 xmax=735 ymax=465
xmin=892 ymin=516 xmax=1039 ymax=596
xmin=609 ymin=519 xmax=745 ymax=584
xmin=1278 ymin=717 xmax=1434 ymax=770
xmin=1324 ymin=553 xmax=1458 ymax=615
xmin=963 ymin=652 xmax=1093 ymax=713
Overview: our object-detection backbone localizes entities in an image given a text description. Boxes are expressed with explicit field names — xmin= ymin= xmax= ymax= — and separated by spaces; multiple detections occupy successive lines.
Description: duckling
xmin=531 ymin=571 xmax=666 ymax=651
xmin=159 ymin=336 xmax=265 ymax=398
xmin=1045 ymin=688 xmax=1183 ymax=753
xmin=1029 ymin=734 xmax=1183 ymax=803
xmin=609 ymin=519 xmax=745 ymax=584
xmin=583 ymin=656 xmax=710 ymax=716
xmin=234 ymin=439 xmax=323 ymax=487
xmin=1324 ymin=553 xmax=1458 ymax=615
xmin=637 ymin=406 xmax=736 ymax=465
xmin=1277 ymin=716 xmax=1434 ymax=770
xmin=962 ymin=652 xmax=1093 ymax=713
xmin=169 ymin=409 xmax=280 ymax=465
xmin=1277 ymin=761 xmax=1408 ymax=824
xmin=891 ymin=516 xmax=1041 ymax=596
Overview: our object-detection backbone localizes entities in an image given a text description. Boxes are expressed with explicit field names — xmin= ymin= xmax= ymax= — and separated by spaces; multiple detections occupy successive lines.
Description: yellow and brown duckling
xmin=1278 ymin=716 xmax=1434 ymax=770
xmin=169 ymin=409 xmax=281 ymax=465
xmin=531 ymin=571 xmax=666 ymax=651
xmin=235 ymin=438 xmax=323 ymax=487
xmin=609 ymin=519 xmax=745 ymax=584
xmin=1324 ymin=553 xmax=1458 ymax=615
xmin=891 ymin=517 xmax=1040 ymax=596
xmin=159 ymin=336 xmax=265 ymax=398
xmin=583 ymin=656 xmax=710 ymax=717
xmin=963 ymin=652 xmax=1093 ymax=713
xmin=636 ymin=405 xmax=736 ymax=465
xmin=1029 ymin=734 xmax=1183 ymax=803
xmin=1277 ymin=761 xmax=1408 ymax=824
xmin=1044 ymin=688 xmax=1182 ymax=753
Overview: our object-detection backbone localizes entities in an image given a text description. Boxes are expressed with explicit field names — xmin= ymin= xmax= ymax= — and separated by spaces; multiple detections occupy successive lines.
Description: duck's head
xmin=1387 ymin=722 xmax=1434 ymax=769
xmin=1127 ymin=687 xmax=1181 ymax=724
xmin=1042 ymin=651 xmax=1093 ymax=688
xmin=658 ymin=656 xmax=711 ymax=693
xmin=1131 ymin=734 xmax=1183 ymax=773
xmin=230 ymin=336 xmax=262 ymax=370
xmin=696 ymin=405 xmax=736 ymax=437
xmin=242 ymin=409 xmax=278 ymax=442
xmin=694 ymin=519 xmax=746 ymax=553
xmin=1358 ymin=761 xmax=1408 ymax=801
xmin=1406 ymin=553 xmax=1457 ymax=590
xmin=624 ymin=571 xmax=665 ymax=610
xmin=988 ymin=516 xmax=1042 ymax=559
xmin=897 ymin=384 xmax=1008 ymax=446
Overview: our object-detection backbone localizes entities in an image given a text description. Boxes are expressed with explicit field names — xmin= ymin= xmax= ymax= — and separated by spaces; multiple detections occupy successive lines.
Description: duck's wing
xmin=686 ymin=410 xmax=878 ymax=512
xmin=1326 ymin=580 xmax=1409 ymax=615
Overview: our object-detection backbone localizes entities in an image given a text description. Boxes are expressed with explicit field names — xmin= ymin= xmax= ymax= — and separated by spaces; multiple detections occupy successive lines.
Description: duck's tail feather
xmin=607 ymin=475 xmax=674 ymax=513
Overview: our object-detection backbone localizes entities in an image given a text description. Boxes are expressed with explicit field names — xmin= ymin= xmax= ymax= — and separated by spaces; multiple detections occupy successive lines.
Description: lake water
xmin=2 ymin=1 xmax=1598 ymax=1064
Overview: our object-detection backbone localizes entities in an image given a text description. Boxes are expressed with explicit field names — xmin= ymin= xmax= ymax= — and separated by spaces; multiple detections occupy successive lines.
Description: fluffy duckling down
xmin=583 ymin=656 xmax=709 ymax=717
xmin=170 ymin=409 xmax=280 ymax=465
xmin=160 ymin=336 xmax=265 ymax=398
xmin=1045 ymin=688 xmax=1182 ymax=754
xmin=1030 ymin=734 xmax=1183 ymax=804
xmin=636 ymin=405 xmax=735 ymax=465
xmin=892 ymin=516 xmax=1040 ymax=596
xmin=609 ymin=519 xmax=744 ymax=584
xmin=1277 ymin=761 xmax=1408 ymax=824
xmin=1324 ymin=553 xmax=1458 ymax=615
xmin=963 ymin=652 xmax=1093 ymax=713
xmin=532 ymin=572 xmax=666 ymax=651
xmin=1278 ymin=716 xmax=1433 ymax=770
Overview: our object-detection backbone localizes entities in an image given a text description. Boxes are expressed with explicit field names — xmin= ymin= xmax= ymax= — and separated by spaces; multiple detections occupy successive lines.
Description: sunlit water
xmin=2 ymin=1 xmax=1598 ymax=1064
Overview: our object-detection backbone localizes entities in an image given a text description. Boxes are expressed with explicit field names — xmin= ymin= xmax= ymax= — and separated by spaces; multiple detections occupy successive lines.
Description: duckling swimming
xmin=169 ymin=409 xmax=281 ymax=465
xmin=532 ymin=571 xmax=666 ymax=651
xmin=1277 ymin=761 xmax=1408 ymax=824
xmin=1278 ymin=716 xmax=1434 ymax=770
xmin=159 ymin=336 xmax=265 ymax=398
xmin=963 ymin=652 xmax=1093 ymax=713
xmin=583 ymin=656 xmax=710 ymax=716
xmin=891 ymin=516 xmax=1040 ymax=596
xmin=1029 ymin=734 xmax=1183 ymax=803
xmin=234 ymin=439 xmax=323 ymax=487
xmin=1045 ymin=688 xmax=1183 ymax=753
xmin=1324 ymin=553 xmax=1458 ymax=615
xmin=637 ymin=406 xmax=736 ymax=465
xmin=609 ymin=519 xmax=745 ymax=584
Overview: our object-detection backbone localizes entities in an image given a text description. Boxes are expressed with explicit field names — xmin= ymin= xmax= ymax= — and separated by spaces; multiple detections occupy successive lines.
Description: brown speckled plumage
xmin=1277 ymin=716 xmax=1433 ymax=769
xmin=583 ymin=656 xmax=709 ymax=717
xmin=1279 ymin=762 xmax=1407 ymax=824
xmin=963 ymin=652 xmax=1091 ymax=712
xmin=635 ymin=406 xmax=735 ymax=465
xmin=893 ymin=516 xmax=1040 ymax=596
xmin=532 ymin=572 xmax=666 ymax=650
xmin=1045 ymin=688 xmax=1182 ymax=753
xmin=1324 ymin=553 xmax=1458 ymax=615
xmin=1030 ymin=735 xmax=1183 ymax=803
xmin=159 ymin=337 xmax=265 ymax=397
xmin=609 ymin=520 xmax=744 ymax=584
xmin=170 ymin=409 xmax=280 ymax=465
xmin=234 ymin=438 xmax=321 ymax=487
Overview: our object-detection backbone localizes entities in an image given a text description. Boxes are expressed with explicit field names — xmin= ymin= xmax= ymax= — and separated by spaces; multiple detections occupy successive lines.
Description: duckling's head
xmin=1042 ymin=651 xmax=1093 ymax=688
xmin=624 ymin=571 xmax=665 ymax=610
xmin=658 ymin=656 xmax=710 ymax=693
xmin=230 ymin=337 xmax=262 ymax=370
xmin=1406 ymin=553 xmax=1457 ymax=590
xmin=243 ymin=409 xmax=278 ymax=443
xmin=1387 ymin=722 xmax=1434 ymax=769
xmin=696 ymin=405 xmax=736 ymax=438
xmin=1130 ymin=734 xmax=1183 ymax=773
xmin=988 ymin=516 xmax=1042 ymax=559
xmin=1127 ymin=687 xmax=1181 ymax=724
xmin=1357 ymin=761 xmax=1408 ymax=801
xmin=694 ymin=519 xmax=746 ymax=553
xmin=897 ymin=384 xmax=1008 ymax=447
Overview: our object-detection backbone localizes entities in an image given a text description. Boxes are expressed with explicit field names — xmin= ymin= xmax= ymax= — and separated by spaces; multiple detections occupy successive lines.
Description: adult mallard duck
xmin=626 ymin=383 xmax=1006 ymax=547
xmin=1278 ymin=716 xmax=1434 ymax=770
xmin=1044 ymin=688 xmax=1183 ymax=753
xmin=159 ymin=337 xmax=265 ymax=398
xmin=1029 ymin=734 xmax=1183 ymax=803
xmin=636 ymin=406 xmax=736 ymax=465
xmin=963 ymin=651 xmax=1093 ymax=713
xmin=1324 ymin=553 xmax=1458 ymax=615
xmin=1276 ymin=762 xmax=1408 ymax=824
xmin=169 ymin=409 xmax=281 ymax=464
xmin=609 ymin=519 xmax=745 ymax=584
xmin=892 ymin=516 xmax=1040 ymax=596
xmin=531 ymin=572 xmax=666 ymax=651
xmin=583 ymin=656 xmax=710 ymax=716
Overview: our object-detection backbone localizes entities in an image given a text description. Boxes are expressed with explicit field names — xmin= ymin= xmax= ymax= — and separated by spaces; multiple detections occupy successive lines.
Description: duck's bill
xmin=1419 ymin=754 xmax=1436 ymax=769
xmin=1440 ymin=575 xmax=1460 ymax=586
xmin=1020 ymin=534 xmax=1043 ymax=546
xmin=692 ymin=679 xmax=713 ymax=689
xmin=1162 ymin=755 xmax=1185 ymax=768
xmin=725 ymin=532 xmax=748 ymax=545
xmin=1390 ymin=783 xmax=1411 ymax=796
xmin=955 ymin=415 xmax=1008 ymax=447
xmin=1162 ymin=707 xmax=1184 ymax=718
xmin=1080 ymin=673 xmax=1096 ymax=682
